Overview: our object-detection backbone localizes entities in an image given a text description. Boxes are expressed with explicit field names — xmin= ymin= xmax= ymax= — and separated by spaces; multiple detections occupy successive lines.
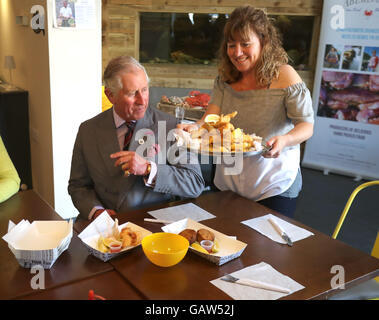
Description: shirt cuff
xmin=144 ymin=161 xmax=157 ymax=187
xmin=88 ymin=205 xmax=104 ymax=221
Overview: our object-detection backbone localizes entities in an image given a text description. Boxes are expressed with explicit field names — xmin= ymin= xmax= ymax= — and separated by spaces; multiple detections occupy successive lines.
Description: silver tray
xmin=185 ymin=145 xmax=271 ymax=157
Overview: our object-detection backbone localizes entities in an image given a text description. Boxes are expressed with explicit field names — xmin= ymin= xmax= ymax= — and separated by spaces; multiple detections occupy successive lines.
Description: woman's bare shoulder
xmin=270 ymin=64 xmax=303 ymax=89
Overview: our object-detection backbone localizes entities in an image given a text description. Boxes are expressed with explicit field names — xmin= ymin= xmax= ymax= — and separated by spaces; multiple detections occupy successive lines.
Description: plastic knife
xmin=221 ymin=274 xmax=291 ymax=294
xmin=268 ymin=217 xmax=293 ymax=246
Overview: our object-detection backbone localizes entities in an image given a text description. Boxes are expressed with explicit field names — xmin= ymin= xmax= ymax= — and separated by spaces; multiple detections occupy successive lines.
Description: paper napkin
xmin=147 ymin=203 xmax=215 ymax=222
xmin=210 ymin=262 xmax=305 ymax=300
xmin=241 ymin=214 xmax=314 ymax=244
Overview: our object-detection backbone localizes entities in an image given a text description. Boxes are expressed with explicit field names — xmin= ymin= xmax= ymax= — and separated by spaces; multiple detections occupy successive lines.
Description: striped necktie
xmin=123 ymin=121 xmax=136 ymax=151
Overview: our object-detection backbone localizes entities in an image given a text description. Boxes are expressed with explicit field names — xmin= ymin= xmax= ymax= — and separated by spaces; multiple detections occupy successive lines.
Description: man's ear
xmin=104 ymin=87 xmax=115 ymax=104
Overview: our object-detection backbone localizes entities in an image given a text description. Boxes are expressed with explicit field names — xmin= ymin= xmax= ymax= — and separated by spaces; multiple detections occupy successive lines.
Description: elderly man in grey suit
xmin=68 ymin=56 xmax=205 ymax=220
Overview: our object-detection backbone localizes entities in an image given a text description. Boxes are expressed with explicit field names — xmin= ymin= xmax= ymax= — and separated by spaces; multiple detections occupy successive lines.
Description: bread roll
xmin=179 ymin=229 xmax=197 ymax=244
xmin=197 ymin=228 xmax=215 ymax=243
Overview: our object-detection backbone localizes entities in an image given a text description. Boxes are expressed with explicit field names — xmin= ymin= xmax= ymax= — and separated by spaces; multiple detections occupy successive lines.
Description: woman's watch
xmin=144 ymin=162 xmax=151 ymax=176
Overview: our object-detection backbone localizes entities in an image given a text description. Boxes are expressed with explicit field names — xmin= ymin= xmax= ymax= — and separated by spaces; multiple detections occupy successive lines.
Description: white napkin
xmin=210 ymin=262 xmax=304 ymax=300
xmin=173 ymin=129 xmax=201 ymax=150
xmin=147 ymin=203 xmax=215 ymax=223
xmin=241 ymin=213 xmax=314 ymax=244
xmin=173 ymin=129 xmax=190 ymax=147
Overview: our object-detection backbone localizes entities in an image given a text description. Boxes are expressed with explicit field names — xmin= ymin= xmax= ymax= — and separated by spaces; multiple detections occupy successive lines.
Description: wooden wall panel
xmin=103 ymin=0 xmax=322 ymax=90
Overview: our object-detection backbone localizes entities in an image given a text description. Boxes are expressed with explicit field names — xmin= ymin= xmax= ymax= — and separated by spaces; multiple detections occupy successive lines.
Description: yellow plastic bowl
xmin=141 ymin=232 xmax=189 ymax=267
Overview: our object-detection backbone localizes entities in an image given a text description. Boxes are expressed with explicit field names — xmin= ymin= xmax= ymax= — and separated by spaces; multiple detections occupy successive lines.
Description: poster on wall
xmin=302 ymin=0 xmax=379 ymax=180
xmin=53 ymin=0 xmax=96 ymax=29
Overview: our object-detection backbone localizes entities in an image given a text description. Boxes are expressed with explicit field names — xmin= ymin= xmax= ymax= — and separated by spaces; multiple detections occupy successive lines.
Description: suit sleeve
xmin=154 ymin=158 xmax=205 ymax=198
xmin=152 ymin=118 xmax=205 ymax=198
xmin=68 ymin=124 xmax=103 ymax=219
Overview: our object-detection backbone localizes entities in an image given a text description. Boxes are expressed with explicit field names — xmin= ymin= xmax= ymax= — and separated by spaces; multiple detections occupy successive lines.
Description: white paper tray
xmin=162 ymin=218 xmax=247 ymax=266
xmin=2 ymin=220 xmax=73 ymax=269
xmin=78 ymin=212 xmax=152 ymax=262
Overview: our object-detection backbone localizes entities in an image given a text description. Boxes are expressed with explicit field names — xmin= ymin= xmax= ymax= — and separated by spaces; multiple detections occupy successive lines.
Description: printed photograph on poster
xmin=361 ymin=46 xmax=379 ymax=73
xmin=342 ymin=45 xmax=362 ymax=71
xmin=55 ymin=0 xmax=76 ymax=28
xmin=317 ymin=71 xmax=379 ymax=125
xmin=53 ymin=0 xmax=96 ymax=29
xmin=324 ymin=44 xmax=342 ymax=69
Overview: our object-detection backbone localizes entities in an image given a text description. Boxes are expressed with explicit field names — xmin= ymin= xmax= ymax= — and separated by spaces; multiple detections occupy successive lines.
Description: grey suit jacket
xmin=68 ymin=106 xmax=205 ymax=219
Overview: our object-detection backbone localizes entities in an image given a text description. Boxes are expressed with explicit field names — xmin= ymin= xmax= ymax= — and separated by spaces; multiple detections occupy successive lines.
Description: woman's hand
xmin=176 ymin=122 xmax=200 ymax=132
xmin=177 ymin=103 xmax=220 ymax=132
xmin=263 ymin=136 xmax=289 ymax=158
xmin=263 ymin=122 xmax=314 ymax=158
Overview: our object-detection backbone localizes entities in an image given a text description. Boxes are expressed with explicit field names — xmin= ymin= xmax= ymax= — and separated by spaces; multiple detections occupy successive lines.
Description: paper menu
xmin=148 ymin=203 xmax=216 ymax=222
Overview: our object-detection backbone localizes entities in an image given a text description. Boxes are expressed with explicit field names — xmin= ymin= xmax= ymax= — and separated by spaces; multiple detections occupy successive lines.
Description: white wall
xmin=0 ymin=0 xmax=54 ymax=206
xmin=47 ymin=0 xmax=102 ymax=219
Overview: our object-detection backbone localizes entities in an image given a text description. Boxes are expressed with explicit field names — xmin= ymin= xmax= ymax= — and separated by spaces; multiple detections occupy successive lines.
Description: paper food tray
xmin=2 ymin=220 xmax=73 ymax=269
xmin=162 ymin=218 xmax=247 ymax=266
xmin=78 ymin=212 xmax=152 ymax=262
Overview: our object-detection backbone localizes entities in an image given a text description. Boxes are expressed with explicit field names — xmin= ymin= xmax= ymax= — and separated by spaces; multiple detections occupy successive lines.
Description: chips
xmin=96 ymin=219 xmax=142 ymax=253
xmin=190 ymin=111 xmax=262 ymax=153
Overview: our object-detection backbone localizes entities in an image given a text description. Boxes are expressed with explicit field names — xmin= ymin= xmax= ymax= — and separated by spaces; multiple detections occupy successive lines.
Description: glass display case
xmin=139 ymin=12 xmax=315 ymax=70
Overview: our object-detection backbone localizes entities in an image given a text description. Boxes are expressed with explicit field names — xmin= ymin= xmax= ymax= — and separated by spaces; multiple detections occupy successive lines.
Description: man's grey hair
xmin=103 ymin=56 xmax=150 ymax=95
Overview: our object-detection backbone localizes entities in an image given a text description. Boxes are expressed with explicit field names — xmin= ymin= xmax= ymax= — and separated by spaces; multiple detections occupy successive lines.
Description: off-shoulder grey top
xmin=210 ymin=76 xmax=314 ymax=199
xmin=210 ymin=76 xmax=314 ymax=148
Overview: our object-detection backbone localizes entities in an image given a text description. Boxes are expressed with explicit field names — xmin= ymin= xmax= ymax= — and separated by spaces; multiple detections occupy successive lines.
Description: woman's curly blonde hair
xmin=218 ymin=6 xmax=288 ymax=87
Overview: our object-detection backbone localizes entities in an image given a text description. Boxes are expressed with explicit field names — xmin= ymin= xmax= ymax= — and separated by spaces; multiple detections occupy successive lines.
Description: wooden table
xmin=0 ymin=191 xmax=127 ymax=299
xmin=75 ymin=191 xmax=379 ymax=300
xmin=18 ymin=271 xmax=143 ymax=300
xmin=1 ymin=190 xmax=378 ymax=300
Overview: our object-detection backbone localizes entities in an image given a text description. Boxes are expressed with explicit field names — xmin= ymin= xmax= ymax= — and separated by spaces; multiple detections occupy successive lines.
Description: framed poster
xmin=302 ymin=0 xmax=379 ymax=180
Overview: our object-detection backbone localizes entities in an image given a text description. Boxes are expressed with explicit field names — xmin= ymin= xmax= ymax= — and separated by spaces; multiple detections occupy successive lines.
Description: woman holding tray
xmin=179 ymin=6 xmax=314 ymax=217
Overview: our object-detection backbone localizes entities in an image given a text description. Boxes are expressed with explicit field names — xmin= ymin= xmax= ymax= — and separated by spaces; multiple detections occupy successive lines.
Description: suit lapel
xmin=117 ymin=108 xmax=156 ymax=209
xmin=129 ymin=108 xmax=154 ymax=151
xmin=95 ymin=108 xmax=121 ymax=177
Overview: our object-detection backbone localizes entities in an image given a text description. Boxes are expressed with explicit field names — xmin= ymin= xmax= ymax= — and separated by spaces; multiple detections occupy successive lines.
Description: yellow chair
xmin=329 ymin=180 xmax=379 ymax=300
xmin=102 ymin=86 xmax=113 ymax=112
xmin=370 ymin=231 xmax=379 ymax=283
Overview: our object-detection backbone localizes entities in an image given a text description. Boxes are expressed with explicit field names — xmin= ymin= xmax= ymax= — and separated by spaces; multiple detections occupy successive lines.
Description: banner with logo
xmin=302 ymin=0 xmax=379 ymax=180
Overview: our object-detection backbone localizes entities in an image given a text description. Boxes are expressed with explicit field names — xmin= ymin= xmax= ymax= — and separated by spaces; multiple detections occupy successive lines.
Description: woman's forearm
xmin=285 ymin=122 xmax=314 ymax=147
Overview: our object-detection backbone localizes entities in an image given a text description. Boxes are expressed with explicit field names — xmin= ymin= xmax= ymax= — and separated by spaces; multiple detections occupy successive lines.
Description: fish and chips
xmin=97 ymin=219 xmax=142 ymax=253
xmin=179 ymin=228 xmax=219 ymax=254
xmin=187 ymin=111 xmax=263 ymax=153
